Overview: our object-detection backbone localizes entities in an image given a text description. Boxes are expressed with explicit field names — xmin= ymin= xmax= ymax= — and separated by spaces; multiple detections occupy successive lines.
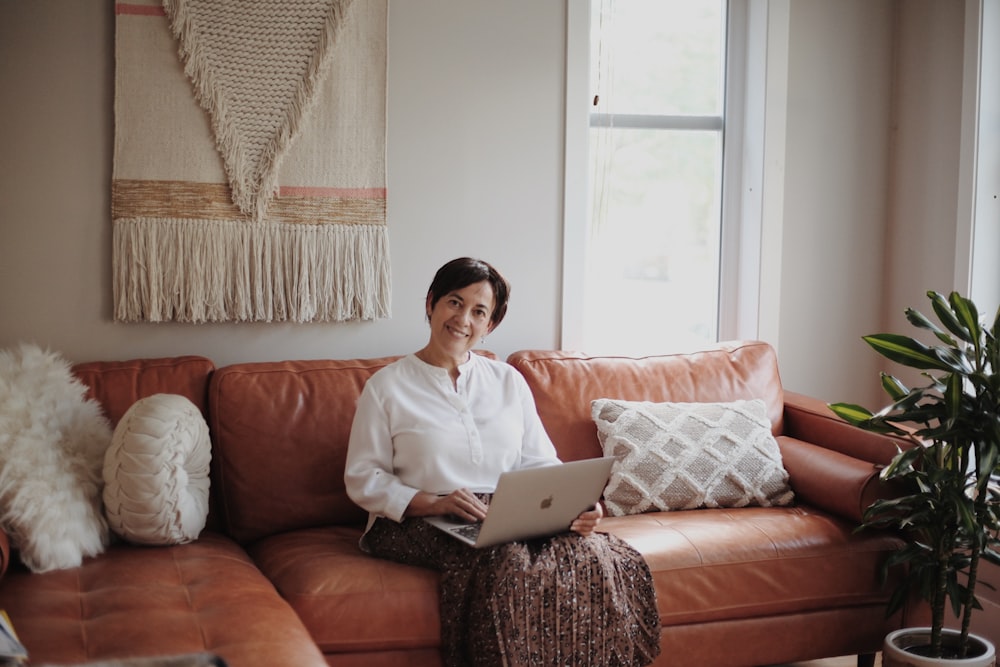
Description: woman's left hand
xmin=570 ymin=503 xmax=603 ymax=537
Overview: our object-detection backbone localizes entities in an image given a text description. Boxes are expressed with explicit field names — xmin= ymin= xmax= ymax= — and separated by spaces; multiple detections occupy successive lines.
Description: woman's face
xmin=426 ymin=280 xmax=496 ymax=361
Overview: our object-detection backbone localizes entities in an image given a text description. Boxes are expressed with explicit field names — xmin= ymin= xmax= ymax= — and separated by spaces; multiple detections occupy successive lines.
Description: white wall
xmin=884 ymin=1 xmax=967 ymax=337
xmin=765 ymin=0 xmax=969 ymax=407
xmin=767 ymin=0 xmax=895 ymax=405
xmin=0 ymin=1 xmax=566 ymax=366
xmin=0 ymin=0 xmax=977 ymax=412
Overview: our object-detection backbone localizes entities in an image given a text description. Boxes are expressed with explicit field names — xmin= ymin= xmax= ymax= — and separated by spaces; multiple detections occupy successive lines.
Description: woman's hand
xmin=570 ymin=503 xmax=603 ymax=537
xmin=405 ymin=488 xmax=489 ymax=522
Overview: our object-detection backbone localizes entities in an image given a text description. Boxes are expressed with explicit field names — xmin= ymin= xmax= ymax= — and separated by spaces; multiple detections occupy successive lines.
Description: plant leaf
xmin=944 ymin=372 xmax=963 ymax=421
xmin=977 ymin=445 xmax=1000 ymax=490
xmin=880 ymin=447 xmax=923 ymax=481
xmin=880 ymin=373 xmax=909 ymax=401
xmin=828 ymin=402 xmax=873 ymax=424
xmin=933 ymin=346 xmax=974 ymax=374
xmin=906 ymin=307 xmax=956 ymax=346
xmin=948 ymin=291 xmax=982 ymax=343
xmin=863 ymin=334 xmax=951 ymax=371
xmin=929 ymin=291 xmax=973 ymax=343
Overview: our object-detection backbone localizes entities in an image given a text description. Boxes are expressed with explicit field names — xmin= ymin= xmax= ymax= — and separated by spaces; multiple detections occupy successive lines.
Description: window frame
xmin=561 ymin=0 xmax=768 ymax=352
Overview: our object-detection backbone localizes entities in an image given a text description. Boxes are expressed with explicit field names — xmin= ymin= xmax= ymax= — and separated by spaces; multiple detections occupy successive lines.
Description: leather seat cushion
xmin=0 ymin=532 xmax=326 ymax=667
xmin=252 ymin=505 xmax=903 ymax=657
xmin=249 ymin=526 xmax=441 ymax=654
xmin=600 ymin=505 xmax=904 ymax=624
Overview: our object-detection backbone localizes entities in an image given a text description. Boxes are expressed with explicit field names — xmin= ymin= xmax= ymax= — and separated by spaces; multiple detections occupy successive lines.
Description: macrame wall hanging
xmin=112 ymin=0 xmax=389 ymax=323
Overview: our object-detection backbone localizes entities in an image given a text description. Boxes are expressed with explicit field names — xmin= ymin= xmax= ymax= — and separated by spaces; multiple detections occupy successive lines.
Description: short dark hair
xmin=426 ymin=257 xmax=511 ymax=329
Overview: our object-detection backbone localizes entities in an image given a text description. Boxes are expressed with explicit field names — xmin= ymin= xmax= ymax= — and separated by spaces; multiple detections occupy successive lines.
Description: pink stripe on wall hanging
xmin=112 ymin=0 xmax=389 ymax=323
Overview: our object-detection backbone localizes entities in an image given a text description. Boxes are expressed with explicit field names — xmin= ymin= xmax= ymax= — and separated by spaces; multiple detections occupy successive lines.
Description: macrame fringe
xmin=113 ymin=218 xmax=390 ymax=323
xmin=161 ymin=0 xmax=354 ymax=221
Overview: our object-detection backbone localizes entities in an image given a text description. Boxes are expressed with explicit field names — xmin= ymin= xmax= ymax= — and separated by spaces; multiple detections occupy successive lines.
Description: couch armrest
xmin=779 ymin=391 xmax=912 ymax=523
xmin=778 ymin=436 xmax=892 ymax=524
xmin=0 ymin=527 xmax=10 ymax=580
xmin=782 ymin=390 xmax=909 ymax=466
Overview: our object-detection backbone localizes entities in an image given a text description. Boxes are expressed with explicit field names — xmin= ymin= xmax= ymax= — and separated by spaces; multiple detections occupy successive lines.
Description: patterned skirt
xmin=363 ymin=513 xmax=661 ymax=667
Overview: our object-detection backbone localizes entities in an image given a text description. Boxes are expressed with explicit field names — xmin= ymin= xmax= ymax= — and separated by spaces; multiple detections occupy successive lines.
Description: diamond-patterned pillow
xmin=591 ymin=398 xmax=794 ymax=516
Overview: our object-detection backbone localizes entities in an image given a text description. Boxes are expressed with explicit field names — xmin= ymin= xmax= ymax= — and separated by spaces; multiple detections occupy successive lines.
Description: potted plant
xmin=830 ymin=290 xmax=1000 ymax=666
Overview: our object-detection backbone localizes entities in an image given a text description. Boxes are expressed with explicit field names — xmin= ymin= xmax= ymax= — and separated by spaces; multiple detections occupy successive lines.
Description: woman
xmin=345 ymin=257 xmax=660 ymax=666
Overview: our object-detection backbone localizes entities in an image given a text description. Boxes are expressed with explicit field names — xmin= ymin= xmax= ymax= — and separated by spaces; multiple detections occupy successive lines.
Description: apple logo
xmin=539 ymin=495 xmax=553 ymax=510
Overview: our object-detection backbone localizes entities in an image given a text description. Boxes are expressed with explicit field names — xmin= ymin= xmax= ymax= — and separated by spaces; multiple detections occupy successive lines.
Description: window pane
xmin=584 ymin=128 xmax=722 ymax=355
xmin=590 ymin=0 xmax=725 ymax=116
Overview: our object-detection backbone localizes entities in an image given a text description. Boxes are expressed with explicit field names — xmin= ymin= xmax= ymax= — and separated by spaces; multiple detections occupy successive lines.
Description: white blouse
xmin=344 ymin=353 xmax=560 ymax=524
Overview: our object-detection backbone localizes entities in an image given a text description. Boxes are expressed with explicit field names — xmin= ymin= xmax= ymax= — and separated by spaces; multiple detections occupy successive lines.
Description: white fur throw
xmin=104 ymin=393 xmax=211 ymax=545
xmin=0 ymin=343 xmax=112 ymax=572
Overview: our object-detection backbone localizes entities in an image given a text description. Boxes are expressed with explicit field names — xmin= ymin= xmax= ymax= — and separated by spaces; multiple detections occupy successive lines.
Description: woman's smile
xmin=445 ymin=323 xmax=469 ymax=339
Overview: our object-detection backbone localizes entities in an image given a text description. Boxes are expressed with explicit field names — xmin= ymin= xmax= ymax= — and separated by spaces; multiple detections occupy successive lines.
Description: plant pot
xmin=883 ymin=627 xmax=996 ymax=667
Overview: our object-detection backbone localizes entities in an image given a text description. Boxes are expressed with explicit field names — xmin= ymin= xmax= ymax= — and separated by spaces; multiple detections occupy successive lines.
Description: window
xmin=562 ymin=1 xmax=763 ymax=356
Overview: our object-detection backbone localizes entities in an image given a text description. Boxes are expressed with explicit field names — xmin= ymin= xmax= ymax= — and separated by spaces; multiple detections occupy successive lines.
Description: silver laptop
xmin=423 ymin=457 xmax=615 ymax=548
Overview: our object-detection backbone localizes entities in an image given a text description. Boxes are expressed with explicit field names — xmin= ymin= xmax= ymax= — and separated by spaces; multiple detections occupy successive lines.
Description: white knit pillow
xmin=104 ymin=394 xmax=211 ymax=545
xmin=592 ymin=398 xmax=794 ymax=516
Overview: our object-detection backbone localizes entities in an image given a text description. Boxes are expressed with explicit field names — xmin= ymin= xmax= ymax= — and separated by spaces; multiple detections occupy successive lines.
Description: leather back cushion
xmin=72 ymin=356 xmax=215 ymax=427
xmin=209 ymin=357 xmax=400 ymax=544
xmin=507 ymin=340 xmax=785 ymax=463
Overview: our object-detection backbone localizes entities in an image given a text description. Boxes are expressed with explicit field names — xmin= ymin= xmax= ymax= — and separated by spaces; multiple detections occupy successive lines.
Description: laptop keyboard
xmin=451 ymin=522 xmax=482 ymax=541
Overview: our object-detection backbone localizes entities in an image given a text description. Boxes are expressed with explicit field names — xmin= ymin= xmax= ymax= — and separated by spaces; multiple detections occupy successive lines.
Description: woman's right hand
xmin=405 ymin=488 xmax=489 ymax=522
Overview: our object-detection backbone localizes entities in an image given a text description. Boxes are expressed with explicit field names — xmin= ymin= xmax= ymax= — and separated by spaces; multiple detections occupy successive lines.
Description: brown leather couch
xmin=0 ymin=356 xmax=328 ymax=667
xmin=0 ymin=341 xmax=922 ymax=666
